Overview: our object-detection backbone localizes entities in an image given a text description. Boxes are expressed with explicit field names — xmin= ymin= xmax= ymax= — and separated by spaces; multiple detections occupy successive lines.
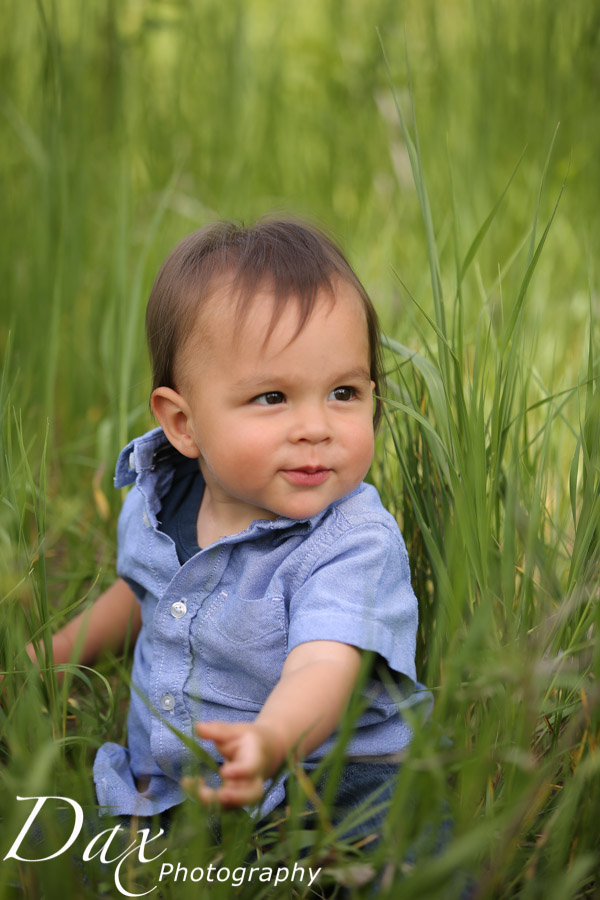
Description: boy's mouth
xmin=281 ymin=466 xmax=331 ymax=486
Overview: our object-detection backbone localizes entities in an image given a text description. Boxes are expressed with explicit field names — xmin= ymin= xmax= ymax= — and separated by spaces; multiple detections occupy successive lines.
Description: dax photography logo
xmin=4 ymin=795 xmax=167 ymax=897
xmin=3 ymin=796 xmax=322 ymax=897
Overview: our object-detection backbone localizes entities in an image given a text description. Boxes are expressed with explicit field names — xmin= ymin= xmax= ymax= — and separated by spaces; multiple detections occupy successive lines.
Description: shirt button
xmin=128 ymin=451 xmax=135 ymax=470
xmin=171 ymin=600 xmax=187 ymax=619
xmin=160 ymin=693 xmax=175 ymax=712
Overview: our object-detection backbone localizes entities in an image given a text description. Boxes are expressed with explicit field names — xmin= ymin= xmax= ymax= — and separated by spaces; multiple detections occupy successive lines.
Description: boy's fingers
xmin=181 ymin=772 xmax=265 ymax=809
xmin=196 ymin=723 xmax=254 ymax=755
xmin=195 ymin=721 xmax=261 ymax=762
xmin=181 ymin=776 xmax=226 ymax=806
xmin=219 ymin=760 xmax=253 ymax=778
xmin=195 ymin=720 xmax=243 ymax=740
xmin=214 ymin=778 xmax=264 ymax=808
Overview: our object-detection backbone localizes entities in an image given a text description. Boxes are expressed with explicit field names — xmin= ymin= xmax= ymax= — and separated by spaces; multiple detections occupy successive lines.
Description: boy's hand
xmin=183 ymin=720 xmax=283 ymax=809
xmin=182 ymin=642 xmax=361 ymax=810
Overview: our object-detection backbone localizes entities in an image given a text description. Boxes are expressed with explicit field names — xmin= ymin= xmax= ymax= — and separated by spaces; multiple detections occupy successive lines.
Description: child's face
xmin=164 ymin=279 xmax=375 ymax=533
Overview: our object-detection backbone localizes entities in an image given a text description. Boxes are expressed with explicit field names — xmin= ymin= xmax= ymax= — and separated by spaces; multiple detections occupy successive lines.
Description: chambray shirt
xmin=93 ymin=426 xmax=431 ymax=817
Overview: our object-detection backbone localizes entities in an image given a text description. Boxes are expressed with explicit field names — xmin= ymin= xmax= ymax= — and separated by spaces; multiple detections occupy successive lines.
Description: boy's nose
xmin=289 ymin=405 xmax=332 ymax=444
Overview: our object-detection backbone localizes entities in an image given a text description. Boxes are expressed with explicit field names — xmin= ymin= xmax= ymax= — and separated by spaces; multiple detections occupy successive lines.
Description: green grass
xmin=1 ymin=1 xmax=599 ymax=897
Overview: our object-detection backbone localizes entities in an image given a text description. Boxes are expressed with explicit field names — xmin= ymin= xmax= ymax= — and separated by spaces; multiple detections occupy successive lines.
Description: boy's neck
xmin=196 ymin=482 xmax=277 ymax=548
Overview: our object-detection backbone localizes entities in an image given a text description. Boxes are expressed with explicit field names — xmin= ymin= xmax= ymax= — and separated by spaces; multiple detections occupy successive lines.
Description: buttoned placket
xmin=148 ymin=542 xmax=231 ymax=775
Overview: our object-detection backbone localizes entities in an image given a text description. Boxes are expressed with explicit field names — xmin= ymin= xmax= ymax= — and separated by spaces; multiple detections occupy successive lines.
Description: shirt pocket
xmin=194 ymin=591 xmax=288 ymax=709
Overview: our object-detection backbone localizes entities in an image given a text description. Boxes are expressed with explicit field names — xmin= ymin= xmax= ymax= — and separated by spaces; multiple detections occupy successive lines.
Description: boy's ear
xmin=150 ymin=387 xmax=201 ymax=458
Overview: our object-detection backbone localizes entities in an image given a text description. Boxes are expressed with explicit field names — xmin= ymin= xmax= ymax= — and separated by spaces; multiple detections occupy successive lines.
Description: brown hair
xmin=146 ymin=216 xmax=385 ymax=426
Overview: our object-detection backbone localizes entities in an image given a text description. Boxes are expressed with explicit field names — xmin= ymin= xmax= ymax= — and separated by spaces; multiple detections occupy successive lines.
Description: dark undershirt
xmin=157 ymin=457 xmax=204 ymax=563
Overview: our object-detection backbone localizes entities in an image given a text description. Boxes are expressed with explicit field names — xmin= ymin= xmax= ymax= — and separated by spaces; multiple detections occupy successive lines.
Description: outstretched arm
xmin=184 ymin=639 xmax=361 ymax=808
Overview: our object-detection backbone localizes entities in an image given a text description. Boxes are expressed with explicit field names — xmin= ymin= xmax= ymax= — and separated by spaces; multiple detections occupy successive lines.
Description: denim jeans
xmin=290 ymin=760 xmax=400 ymax=845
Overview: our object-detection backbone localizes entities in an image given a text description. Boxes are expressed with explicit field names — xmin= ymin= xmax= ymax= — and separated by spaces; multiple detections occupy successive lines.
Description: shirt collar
xmin=114 ymin=426 xmax=173 ymax=488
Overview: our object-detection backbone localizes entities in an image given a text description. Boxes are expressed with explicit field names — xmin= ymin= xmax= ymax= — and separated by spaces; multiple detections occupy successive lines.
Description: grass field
xmin=1 ymin=1 xmax=599 ymax=897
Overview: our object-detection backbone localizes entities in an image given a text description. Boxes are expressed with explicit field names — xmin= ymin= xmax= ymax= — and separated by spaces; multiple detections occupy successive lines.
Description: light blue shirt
xmin=93 ymin=427 xmax=431 ymax=817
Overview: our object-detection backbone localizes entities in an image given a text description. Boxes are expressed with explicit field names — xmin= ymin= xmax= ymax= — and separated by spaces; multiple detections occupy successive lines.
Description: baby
xmin=45 ymin=218 xmax=430 ymax=828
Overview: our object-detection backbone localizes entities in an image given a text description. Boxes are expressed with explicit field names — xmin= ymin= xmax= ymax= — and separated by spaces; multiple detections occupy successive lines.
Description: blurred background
xmin=1 ymin=2 xmax=599 ymax=896
xmin=2 ymin=0 xmax=597 ymax=455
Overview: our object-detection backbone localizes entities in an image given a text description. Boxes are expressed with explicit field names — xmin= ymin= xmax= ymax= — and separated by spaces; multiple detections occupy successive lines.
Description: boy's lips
xmin=281 ymin=466 xmax=331 ymax=486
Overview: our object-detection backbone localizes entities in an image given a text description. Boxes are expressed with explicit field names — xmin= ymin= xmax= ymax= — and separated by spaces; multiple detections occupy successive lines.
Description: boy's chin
xmin=274 ymin=492 xmax=347 ymax=522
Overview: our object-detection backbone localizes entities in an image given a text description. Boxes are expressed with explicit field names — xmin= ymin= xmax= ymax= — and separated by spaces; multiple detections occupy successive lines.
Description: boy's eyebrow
xmin=233 ymin=366 xmax=372 ymax=389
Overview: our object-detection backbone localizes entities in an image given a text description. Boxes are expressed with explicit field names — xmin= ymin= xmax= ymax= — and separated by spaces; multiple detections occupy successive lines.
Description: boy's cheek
xmin=352 ymin=428 xmax=376 ymax=478
xmin=235 ymin=423 xmax=278 ymax=456
xmin=212 ymin=429 xmax=274 ymax=478
xmin=348 ymin=417 xmax=375 ymax=451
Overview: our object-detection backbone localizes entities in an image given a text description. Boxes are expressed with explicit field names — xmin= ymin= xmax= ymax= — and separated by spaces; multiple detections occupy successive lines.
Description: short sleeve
xmin=287 ymin=522 xmax=418 ymax=684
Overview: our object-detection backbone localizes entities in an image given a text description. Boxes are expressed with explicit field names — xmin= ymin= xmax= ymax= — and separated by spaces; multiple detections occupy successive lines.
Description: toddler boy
xmin=47 ymin=218 xmax=431 ymax=828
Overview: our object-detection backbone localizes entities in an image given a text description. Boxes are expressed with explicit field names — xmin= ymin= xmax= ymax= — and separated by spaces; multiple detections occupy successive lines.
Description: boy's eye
xmin=330 ymin=386 xmax=356 ymax=402
xmin=253 ymin=391 xmax=286 ymax=405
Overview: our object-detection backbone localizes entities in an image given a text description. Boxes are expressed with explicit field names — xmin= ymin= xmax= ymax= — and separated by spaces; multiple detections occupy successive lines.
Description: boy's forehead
xmin=176 ymin=277 xmax=367 ymax=384
xmin=193 ymin=276 xmax=363 ymax=345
